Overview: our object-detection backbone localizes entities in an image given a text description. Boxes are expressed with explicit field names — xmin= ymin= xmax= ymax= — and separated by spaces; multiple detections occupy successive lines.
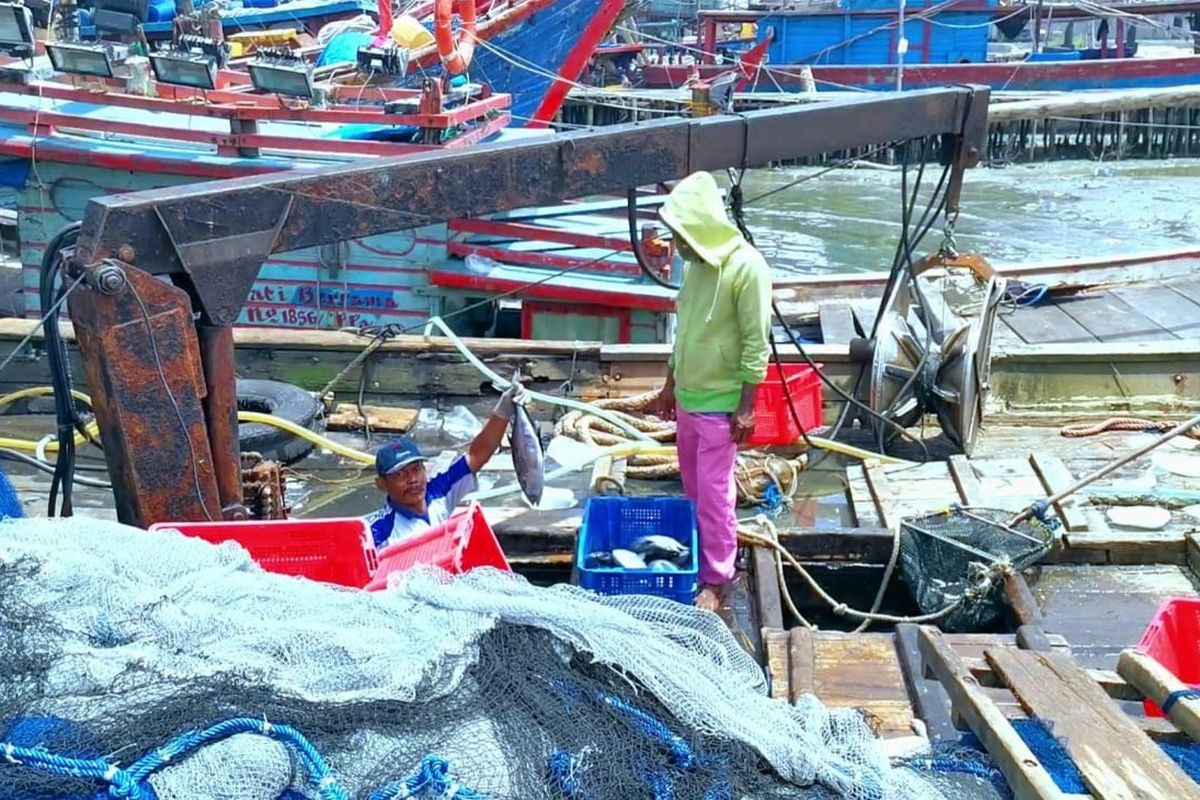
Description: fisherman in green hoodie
xmin=654 ymin=171 xmax=772 ymax=612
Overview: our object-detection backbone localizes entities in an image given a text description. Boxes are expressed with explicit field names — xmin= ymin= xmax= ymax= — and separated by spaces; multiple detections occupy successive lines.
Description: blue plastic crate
xmin=576 ymin=496 xmax=698 ymax=603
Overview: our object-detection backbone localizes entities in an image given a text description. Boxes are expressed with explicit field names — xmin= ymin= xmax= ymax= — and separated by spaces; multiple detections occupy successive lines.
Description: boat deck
xmin=814 ymin=273 xmax=1200 ymax=348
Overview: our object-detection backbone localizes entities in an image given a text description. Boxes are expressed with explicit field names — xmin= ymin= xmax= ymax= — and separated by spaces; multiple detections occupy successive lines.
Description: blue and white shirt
xmin=367 ymin=456 xmax=479 ymax=548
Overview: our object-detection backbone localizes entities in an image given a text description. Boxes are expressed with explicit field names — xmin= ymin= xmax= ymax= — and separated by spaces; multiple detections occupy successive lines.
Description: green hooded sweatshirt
xmin=660 ymin=172 xmax=772 ymax=413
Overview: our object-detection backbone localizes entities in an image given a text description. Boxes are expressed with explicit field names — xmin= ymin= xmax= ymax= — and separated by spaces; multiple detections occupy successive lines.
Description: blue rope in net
xmin=1 ymin=717 xmax=382 ymax=800
xmin=0 ymin=461 xmax=23 ymax=520
xmin=365 ymin=756 xmax=488 ymax=800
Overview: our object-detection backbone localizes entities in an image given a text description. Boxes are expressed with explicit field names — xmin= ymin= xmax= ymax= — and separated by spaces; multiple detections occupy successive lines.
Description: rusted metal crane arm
xmin=73 ymin=86 xmax=988 ymax=325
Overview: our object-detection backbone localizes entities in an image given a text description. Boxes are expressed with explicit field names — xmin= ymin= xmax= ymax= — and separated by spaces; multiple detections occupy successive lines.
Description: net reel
xmin=858 ymin=236 xmax=1007 ymax=456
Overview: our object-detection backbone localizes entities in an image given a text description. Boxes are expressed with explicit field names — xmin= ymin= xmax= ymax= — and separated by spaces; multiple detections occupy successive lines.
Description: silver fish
xmin=585 ymin=551 xmax=614 ymax=569
xmin=647 ymin=559 xmax=680 ymax=572
xmin=610 ymin=548 xmax=647 ymax=570
xmin=630 ymin=535 xmax=689 ymax=563
xmin=508 ymin=370 xmax=544 ymax=507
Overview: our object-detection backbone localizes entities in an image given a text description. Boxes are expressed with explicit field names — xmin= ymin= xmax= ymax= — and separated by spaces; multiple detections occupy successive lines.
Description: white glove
xmin=493 ymin=381 xmax=528 ymax=421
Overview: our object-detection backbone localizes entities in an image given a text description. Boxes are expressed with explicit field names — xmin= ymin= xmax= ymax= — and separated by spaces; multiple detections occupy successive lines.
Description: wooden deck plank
xmin=763 ymin=628 xmax=791 ymax=701
xmin=918 ymin=628 xmax=1080 ymax=800
xmin=819 ymin=301 xmax=859 ymax=345
xmin=812 ymin=633 xmax=914 ymax=737
xmin=1166 ymin=276 xmax=1200 ymax=307
xmin=949 ymin=454 xmax=986 ymax=507
xmin=788 ymin=627 xmax=815 ymax=704
xmin=1056 ymin=291 xmax=1176 ymax=344
xmin=894 ymin=623 xmax=958 ymax=741
xmin=752 ymin=546 xmax=784 ymax=632
xmin=850 ymin=299 xmax=880 ymax=338
xmin=1002 ymin=303 xmax=1100 ymax=345
xmin=986 ymin=648 xmax=1200 ymax=800
xmin=1028 ymin=453 xmax=1090 ymax=532
xmin=1110 ymin=283 xmax=1200 ymax=338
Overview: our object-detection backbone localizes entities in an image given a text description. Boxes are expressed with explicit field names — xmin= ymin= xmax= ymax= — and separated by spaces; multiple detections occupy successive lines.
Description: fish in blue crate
xmin=584 ymin=534 xmax=691 ymax=571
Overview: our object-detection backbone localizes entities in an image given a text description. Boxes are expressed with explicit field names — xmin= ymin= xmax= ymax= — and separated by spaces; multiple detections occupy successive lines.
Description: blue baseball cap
xmin=375 ymin=437 xmax=426 ymax=477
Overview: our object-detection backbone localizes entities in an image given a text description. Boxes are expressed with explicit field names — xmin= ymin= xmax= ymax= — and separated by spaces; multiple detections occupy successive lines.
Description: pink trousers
xmin=675 ymin=408 xmax=738 ymax=587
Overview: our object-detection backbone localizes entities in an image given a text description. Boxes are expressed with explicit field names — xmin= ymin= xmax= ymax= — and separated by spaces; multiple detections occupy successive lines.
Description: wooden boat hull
xmin=643 ymin=55 xmax=1200 ymax=92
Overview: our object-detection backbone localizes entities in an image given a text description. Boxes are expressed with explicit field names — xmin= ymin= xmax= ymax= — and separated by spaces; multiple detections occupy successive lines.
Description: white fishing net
xmin=0 ymin=517 xmax=945 ymax=800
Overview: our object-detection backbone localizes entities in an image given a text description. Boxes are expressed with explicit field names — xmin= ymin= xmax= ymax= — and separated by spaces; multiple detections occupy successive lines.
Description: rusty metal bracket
xmin=154 ymin=194 xmax=293 ymax=326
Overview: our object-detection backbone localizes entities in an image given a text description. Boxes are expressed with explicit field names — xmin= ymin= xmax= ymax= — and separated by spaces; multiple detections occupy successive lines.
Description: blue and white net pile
xmin=1 ymin=518 xmax=949 ymax=800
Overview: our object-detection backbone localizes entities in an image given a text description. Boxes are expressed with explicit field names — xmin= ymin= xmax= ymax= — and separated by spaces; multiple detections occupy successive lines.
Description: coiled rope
xmin=555 ymin=389 xmax=809 ymax=511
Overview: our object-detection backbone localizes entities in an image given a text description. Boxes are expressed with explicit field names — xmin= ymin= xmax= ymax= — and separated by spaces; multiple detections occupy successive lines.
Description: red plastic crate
xmin=747 ymin=362 xmax=824 ymax=447
xmin=364 ymin=502 xmax=511 ymax=591
xmin=1136 ymin=596 xmax=1200 ymax=717
xmin=149 ymin=517 xmax=378 ymax=588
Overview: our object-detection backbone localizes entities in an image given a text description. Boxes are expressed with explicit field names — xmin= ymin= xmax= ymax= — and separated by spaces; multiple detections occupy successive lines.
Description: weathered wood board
xmin=986 ymin=648 xmax=1200 ymax=800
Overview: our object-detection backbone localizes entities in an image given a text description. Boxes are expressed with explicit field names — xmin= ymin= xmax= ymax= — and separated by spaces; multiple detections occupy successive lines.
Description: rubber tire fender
xmin=236 ymin=378 xmax=324 ymax=465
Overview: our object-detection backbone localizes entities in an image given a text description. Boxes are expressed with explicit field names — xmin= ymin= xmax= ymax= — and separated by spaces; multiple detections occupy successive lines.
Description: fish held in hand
xmin=508 ymin=370 xmax=545 ymax=507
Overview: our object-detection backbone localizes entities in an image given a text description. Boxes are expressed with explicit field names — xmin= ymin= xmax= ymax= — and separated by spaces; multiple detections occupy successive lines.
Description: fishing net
xmin=0 ymin=517 xmax=946 ymax=800
xmin=898 ymin=506 xmax=1054 ymax=633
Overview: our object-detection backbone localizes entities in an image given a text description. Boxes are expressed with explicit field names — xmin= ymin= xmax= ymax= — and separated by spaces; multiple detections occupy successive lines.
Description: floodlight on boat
xmin=92 ymin=0 xmax=149 ymax=35
xmin=248 ymin=51 xmax=314 ymax=99
xmin=356 ymin=44 xmax=409 ymax=77
xmin=0 ymin=2 xmax=36 ymax=60
xmin=149 ymin=51 xmax=218 ymax=90
xmin=47 ymin=41 xmax=122 ymax=78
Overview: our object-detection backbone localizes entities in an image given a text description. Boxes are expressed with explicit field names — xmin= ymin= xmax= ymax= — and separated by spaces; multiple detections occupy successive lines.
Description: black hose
xmin=40 ymin=222 xmax=83 ymax=516
xmin=627 ymin=189 xmax=680 ymax=291
xmin=0 ymin=447 xmax=111 ymax=488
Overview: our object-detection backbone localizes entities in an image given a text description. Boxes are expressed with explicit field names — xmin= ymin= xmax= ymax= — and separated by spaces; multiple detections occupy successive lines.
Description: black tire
xmin=236 ymin=379 xmax=324 ymax=465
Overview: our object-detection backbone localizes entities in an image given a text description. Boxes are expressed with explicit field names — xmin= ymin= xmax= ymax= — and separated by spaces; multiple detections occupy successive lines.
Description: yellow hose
xmin=807 ymin=436 xmax=913 ymax=466
xmin=0 ymin=387 xmax=376 ymax=464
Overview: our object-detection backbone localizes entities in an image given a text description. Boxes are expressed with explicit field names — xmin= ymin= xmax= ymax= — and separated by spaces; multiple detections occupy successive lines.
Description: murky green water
xmin=739 ymin=158 xmax=1200 ymax=276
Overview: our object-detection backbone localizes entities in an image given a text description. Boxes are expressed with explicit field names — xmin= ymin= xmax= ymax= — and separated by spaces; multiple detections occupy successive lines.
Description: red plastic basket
xmin=364 ymin=502 xmax=511 ymax=591
xmin=1136 ymin=595 xmax=1200 ymax=717
xmin=747 ymin=363 xmax=824 ymax=447
xmin=149 ymin=517 xmax=378 ymax=588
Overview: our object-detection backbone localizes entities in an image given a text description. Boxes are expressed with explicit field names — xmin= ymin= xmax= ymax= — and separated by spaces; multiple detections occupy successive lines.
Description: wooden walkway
xmin=764 ymin=625 xmax=1200 ymax=799
xmin=816 ymin=276 xmax=1200 ymax=348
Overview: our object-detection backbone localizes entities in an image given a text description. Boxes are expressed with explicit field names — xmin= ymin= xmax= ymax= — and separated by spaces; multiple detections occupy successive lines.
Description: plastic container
xmin=747 ymin=362 xmax=823 ymax=447
xmin=1136 ymin=596 xmax=1200 ymax=717
xmin=365 ymin=502 xmax=510 ymax=591
xmin=576 ymin=496 xmax=698 ymax=603
xmin=150 ymin=517 xmax=378 ymax=588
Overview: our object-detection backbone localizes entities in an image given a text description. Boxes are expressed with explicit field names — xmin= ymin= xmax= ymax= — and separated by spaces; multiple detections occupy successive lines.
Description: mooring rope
xmin=1061 ymin=417 xmax=1200 ymax=439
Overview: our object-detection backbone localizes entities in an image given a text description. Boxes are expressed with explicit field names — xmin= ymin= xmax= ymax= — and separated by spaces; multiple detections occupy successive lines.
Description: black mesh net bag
xmin=898 ymin=506 xmax=1054 ymax=632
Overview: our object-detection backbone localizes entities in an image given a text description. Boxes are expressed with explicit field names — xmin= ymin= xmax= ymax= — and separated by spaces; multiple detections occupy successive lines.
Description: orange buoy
xmin=434 ymin=0 xmax=476 ymax=76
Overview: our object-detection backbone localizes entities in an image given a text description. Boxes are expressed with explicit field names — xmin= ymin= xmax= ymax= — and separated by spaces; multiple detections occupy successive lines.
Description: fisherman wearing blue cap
xmin=368 ymin=383 xmax=526 ymax=547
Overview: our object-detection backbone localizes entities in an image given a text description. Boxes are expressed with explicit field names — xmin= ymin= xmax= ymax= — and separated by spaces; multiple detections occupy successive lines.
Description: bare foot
xmin=694 ymin=585 xmax=723 ymax=612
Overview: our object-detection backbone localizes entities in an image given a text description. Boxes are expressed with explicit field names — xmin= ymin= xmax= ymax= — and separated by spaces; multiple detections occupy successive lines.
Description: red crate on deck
xmin=1137 ymin=596 xmax=1200 ymax=717
xmin=364 ymin=502 xmax=510 ymax=591
xmin=149 ymin=517 xmax=378 ymax=588
xmin=747 ymin=363 xmax=824 ymax=447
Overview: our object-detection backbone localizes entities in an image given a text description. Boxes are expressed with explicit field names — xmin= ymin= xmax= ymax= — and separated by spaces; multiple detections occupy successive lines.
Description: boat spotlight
xmin=149 ymin=50 xmax=218 ymax=90
xmin=248 ymin=49 xmax=314 ymax=99
xmin=149 ymin=36 xmax=228 ymax=91
xmin=47 ymin=41 xmax=125 ymax=78
xmin=0 ymin=2 xmax=36 ymax=59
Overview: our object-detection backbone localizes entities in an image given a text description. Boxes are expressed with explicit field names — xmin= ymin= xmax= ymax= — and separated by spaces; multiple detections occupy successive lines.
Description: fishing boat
xmin=0 ymin=0 xmax=627 ymax=330
xmin=639 ymin=0 xmax=1200 ymax=92
xmin=1 ymin=85 xmax=1200 ymax=800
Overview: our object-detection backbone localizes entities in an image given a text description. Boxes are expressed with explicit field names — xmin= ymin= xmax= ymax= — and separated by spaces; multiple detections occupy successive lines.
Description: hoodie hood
xmin=658 ymin=171 xmax=743 ymax=268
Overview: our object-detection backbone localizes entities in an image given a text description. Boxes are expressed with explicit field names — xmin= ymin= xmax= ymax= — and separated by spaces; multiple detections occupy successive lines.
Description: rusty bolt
xmin=1175 ymin=374 xmax=1185 ymax=384
xmin=118 ymin=245 xmax=135 ymax=262
xmin=93 ymin=263 xmax=127 ymax=295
